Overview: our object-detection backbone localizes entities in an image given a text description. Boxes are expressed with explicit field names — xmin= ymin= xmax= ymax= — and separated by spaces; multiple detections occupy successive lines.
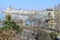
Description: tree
xmin=0 ymin=14 xmax=22 ymax=40
xmin=34 ymin=28 xmax=51 ymax=40
xmin=54 ymin=4 xmax=60 ymax=34
xmin=50 ymin=32 xmax=58 ymax=40
xmin=37 ymin=19 xmax=42 ymax=26
xmin=3 ymin=15 xmax=22 ymax=33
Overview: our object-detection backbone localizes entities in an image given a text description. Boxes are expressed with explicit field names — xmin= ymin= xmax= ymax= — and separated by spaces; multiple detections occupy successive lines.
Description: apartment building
xmin=0 ymin=7 xmax=55 ymax=28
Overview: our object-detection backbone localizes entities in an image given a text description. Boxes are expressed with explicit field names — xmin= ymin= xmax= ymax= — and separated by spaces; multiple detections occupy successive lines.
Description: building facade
xmin=0 ymin=7 xmax=55 ymax=28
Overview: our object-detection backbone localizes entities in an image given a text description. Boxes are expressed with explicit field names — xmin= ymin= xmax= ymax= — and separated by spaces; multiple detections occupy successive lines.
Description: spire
xmin=9 ymin=6 xmax=13 ymax=10
xmin=7 ymin=6 xmax=13 ymax=10
xmin=19 ymin=8 xmax=21 ymax=10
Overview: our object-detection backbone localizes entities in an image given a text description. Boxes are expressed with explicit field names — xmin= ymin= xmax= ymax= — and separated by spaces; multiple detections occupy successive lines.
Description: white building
xmin=0 ymin=7 xmax=55 ymax=27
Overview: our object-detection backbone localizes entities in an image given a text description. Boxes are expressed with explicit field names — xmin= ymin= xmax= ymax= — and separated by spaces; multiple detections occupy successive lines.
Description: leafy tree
xmin=0 ymin=14 xmax=22 ymax=40
xmin=2 ymin=15 xmax=22 ymax=33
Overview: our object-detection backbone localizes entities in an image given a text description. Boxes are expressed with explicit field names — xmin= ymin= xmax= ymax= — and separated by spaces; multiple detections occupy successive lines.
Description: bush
xmin=50 ymin=32 xmax=57 ymax=40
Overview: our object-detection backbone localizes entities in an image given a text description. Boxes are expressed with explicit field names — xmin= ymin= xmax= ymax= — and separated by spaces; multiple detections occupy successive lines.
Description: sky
xmin=0 ymin=0 xmax=60 ymax=10
xmin=0 ymin=0 xmax=60 ymax=20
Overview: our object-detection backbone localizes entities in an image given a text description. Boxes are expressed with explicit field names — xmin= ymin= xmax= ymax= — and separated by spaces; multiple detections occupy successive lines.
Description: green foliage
xmin=0 ymin=26 xmax=12 ymax=31
xmin=6 ymin=15 xmax=11 ymax=22
xmin=10 ymin=21 xmax=21 ymax=32
xmin=50 ymin=32 xmax=57 ymax=40
xmin=0 ymin=15 xmax=22 ymax=33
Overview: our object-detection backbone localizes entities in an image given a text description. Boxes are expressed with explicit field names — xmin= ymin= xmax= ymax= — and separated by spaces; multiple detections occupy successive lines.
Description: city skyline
xmin=0 ymin=1 xmax=60 ymax=40
xmin=0 ymin=0 xmax=60 ymax=20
